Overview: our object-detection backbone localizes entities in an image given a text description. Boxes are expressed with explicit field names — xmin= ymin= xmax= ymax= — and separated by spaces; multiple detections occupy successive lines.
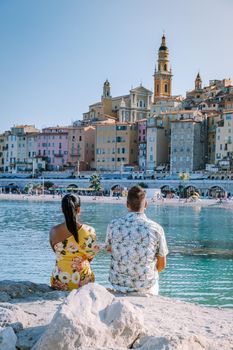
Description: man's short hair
xmin=127 ymin=186 xmax=146 ymax=212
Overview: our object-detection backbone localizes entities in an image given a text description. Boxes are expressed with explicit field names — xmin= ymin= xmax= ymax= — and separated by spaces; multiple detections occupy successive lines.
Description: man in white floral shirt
xmin=105 ymin=185 xmax=168 ymax=295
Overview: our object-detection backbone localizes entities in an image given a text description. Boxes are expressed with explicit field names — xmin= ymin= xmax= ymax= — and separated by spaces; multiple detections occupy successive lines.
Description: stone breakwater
xmin=0 ymin=281 xmax=232 ymax=350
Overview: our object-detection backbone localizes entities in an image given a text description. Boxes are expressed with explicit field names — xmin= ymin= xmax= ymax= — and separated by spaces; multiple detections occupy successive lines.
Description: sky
xmin=0 ymin=0 xmax=233 ymax=133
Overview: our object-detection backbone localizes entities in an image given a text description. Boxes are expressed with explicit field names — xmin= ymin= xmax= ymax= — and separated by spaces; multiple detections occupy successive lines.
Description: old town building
xmin=83 ymin=80 xmax=152 ymax=124
xmin=3 ymin=125 xmax=39 ymax=173
xmin=67 ymin=124 xmax=95 ymax=171
xmin=170 ymin=115 xmax=207 ymax=174
xmin=95 ymin=121 xmax=138 ymax=171
xmin=215 ymin=110 xmax=233 ymax=170
xmin=36 ymin=126 xmax=69 ymax=171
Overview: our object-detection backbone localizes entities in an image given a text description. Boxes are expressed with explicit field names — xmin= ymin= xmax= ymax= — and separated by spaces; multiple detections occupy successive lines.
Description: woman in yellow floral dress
xmin=50 ymin=194 xmax=99 ymax=291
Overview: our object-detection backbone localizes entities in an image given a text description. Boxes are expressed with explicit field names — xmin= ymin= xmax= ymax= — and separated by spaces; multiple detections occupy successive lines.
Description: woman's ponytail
xmin=62 ymin=194 xmax=81 ymax=242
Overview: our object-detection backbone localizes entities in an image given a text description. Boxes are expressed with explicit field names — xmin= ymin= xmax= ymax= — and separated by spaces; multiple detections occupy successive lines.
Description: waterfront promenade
xmin=1 ymin=178 xmax=233 ymax=197
xmin=1 ymin=192 xmax=233 ymax=209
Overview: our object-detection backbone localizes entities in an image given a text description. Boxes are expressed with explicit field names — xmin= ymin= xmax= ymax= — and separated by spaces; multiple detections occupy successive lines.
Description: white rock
xmin=133 ymin=334 xmax=218 ymax=350
xmin=0 ymin=292 xmax=11 ymax=303
xmin=0 ymin=303 xmax=30 ymax=328
xmin=0 ymin=326 xmax=17 ymax=350
xmin=33 ymin=283 xmax=144 ymax=350
xmin=0 ymin=281 xmax=51 ymax=299
xmin=16 ymin=325 xmax=47 ymax=350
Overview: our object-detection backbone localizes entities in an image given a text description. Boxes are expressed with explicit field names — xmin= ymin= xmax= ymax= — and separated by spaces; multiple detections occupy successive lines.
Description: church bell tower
xmin=195 ymin=72 xmax=202 ymax=90
xmin=153 ymin=34 xmax=172 ymax=101
xmin=101 ymin=79 xmax=112 ymax=116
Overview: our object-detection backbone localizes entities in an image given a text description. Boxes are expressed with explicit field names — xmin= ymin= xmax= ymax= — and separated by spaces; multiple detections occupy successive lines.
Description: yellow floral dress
xmin=51 ymin=224 xmax=98 ymax=291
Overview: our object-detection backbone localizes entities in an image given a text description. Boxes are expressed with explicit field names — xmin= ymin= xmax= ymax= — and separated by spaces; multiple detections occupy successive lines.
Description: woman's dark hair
xmin=62 ymin=194 xmax=81 ymax=242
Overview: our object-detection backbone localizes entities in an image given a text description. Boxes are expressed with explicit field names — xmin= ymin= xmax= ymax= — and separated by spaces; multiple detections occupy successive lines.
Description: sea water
xmin=0 ymin=200 xmax=232 ymax=308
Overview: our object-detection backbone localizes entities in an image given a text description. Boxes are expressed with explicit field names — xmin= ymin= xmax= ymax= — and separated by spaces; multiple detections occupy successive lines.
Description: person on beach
xmin=50 ymin=194 xmax=99 ymax=291
xmin=105 ymin=185 xmax=168 ymax=295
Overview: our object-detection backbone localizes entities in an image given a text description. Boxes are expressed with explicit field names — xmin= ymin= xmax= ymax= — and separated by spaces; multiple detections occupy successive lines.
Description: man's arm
xmin=156 ymin=255 xmax=166 ymax=273
xmin=156 ymin=226 xmax=168 ymax=272
xmin=105 ymin=223 xmax=112 ymax=253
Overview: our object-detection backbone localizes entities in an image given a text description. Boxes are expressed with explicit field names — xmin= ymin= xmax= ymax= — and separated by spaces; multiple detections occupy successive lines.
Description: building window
xmin=164 ymin=84 xmax=168 ymax=93
xmin=116 ymin=125 xmax=127 ymax=131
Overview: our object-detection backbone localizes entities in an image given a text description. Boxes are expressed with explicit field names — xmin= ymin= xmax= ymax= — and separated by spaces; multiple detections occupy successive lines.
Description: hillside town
xmin=1 ymin=35 xmax=233 ymax=179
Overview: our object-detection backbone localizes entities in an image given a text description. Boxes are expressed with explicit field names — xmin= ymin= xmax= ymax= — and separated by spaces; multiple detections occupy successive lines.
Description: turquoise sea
xmin=0 ymin=200 xmax=232 ymax=308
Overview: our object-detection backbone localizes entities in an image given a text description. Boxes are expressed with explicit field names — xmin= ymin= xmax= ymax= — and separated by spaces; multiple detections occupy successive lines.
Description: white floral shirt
xmin=105 ymin=212 xmax=168 ymax=292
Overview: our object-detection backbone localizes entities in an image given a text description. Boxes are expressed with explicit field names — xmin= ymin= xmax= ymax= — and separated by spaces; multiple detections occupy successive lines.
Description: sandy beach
xmin=1 ymin=193 xmax=233 ymax=209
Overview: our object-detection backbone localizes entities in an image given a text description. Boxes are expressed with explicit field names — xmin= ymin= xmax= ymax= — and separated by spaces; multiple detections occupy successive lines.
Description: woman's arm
xmin=49 ymin=228 xmax=56 ymax=251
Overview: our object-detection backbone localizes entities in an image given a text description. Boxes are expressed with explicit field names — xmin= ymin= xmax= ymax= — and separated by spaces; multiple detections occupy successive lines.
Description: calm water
xmin=0 ymin=200 xmax=233 ymax=308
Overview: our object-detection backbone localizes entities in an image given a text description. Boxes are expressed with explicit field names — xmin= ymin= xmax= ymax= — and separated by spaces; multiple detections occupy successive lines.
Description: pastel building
xmin=170 ymin=117 xmax=207 ymax=174
xmin=67 ymin=124 xmax=95 ymax=171
xmin=146 ymin=116 xmax=169 ymax=171
xmin=3 ymin=125 xmax=39 ymax=172
xmin=223 ymin=89 xmax=233 ymax=110
xmin=95 ymin=121 xmax=138 ymax=171
xmin=215 ymin=110 xmax=233 ymax=169
xmin=146 ymin=110 xmax=205 ymax=171
xmin=207 ymin=111 xmax=221 ymax=164
xmin=36 ymin=126 xmax=69 ymax=171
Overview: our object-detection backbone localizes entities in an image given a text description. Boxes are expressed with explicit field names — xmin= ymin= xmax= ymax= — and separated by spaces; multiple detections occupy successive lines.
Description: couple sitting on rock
xmin=50 ymin=185 xmax=168 ymax=295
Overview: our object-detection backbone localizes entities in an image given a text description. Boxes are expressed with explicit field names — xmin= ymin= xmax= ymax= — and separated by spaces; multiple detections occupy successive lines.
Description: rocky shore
xmin=0 ymin=281 xmax=232 ymax=350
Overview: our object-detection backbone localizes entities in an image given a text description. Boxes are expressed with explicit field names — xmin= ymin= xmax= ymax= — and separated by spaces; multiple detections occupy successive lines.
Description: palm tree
xmin=89 ymin=174 xmax=102 ymax=193
xmin=178 ymin=172 xmax=190 ymax=198
xmin=179 ymin=172 xmax=190 ymax=181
